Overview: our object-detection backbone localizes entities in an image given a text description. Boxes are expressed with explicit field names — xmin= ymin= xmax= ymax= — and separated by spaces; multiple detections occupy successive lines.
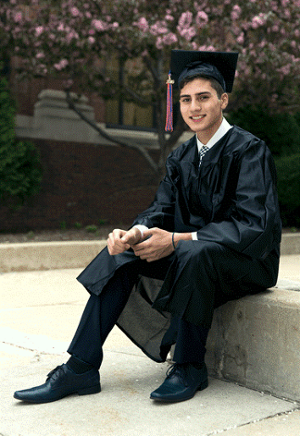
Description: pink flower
xmin=237 ymin=32 xmax=244 ymax=44
xmin=196 ymin=11 xmax=208 ymax=28
xmin=54 ymin=59 xmax=69 ymax=71
xmin=35 ymin=26 xmax=44 ymax=37
xmin=252 ymin=15 xmax=265 ymax=29
xmin=199 ymin=44 xmax=215 ymax=51
xmin=162 ymin=32 xmax=178 ymax=45
xmin=178 ymin=27 xmax=196 ymax=41
xmin=88 ymin=36 xmax=95 ymax=44
xmin=156 ymin=37 xmax=164 ymax=50
xmin=92 ymin=19 xmax=107 ymax=32
xmin=278 ymin=64 xmax=291 ymax=75
xmin=71 ymin=7 xmax=80 ymax=17
xmin=165 ymin=14 xmax=174 ymax=21
xmin=178 ymin=11 xmax=193 ymax=29
xmin=231 ymin=5 xmax=241 ymax=20
xmin=13 ymin=11 xmax=22 ymax=23
xmin=150 ymin=21 xmax=168 ymax=35
xmin=134 ymin=17 xmax=149 ymax=32
xmin=66 ymin=30 xmax=79 ymax=42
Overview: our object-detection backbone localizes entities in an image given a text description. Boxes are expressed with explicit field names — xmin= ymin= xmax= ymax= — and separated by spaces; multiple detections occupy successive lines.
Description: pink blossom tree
xmin=1 ymin=0 xmax=300 ymax=178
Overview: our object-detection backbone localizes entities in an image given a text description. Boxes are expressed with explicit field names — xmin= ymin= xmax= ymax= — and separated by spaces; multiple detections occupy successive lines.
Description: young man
xmin=14 ymin=50 xmax=281 ymax=404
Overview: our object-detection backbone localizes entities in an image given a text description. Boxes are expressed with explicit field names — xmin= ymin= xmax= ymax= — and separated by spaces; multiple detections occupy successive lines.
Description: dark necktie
xmin=199 ymin=145 xmax=209 ymax=167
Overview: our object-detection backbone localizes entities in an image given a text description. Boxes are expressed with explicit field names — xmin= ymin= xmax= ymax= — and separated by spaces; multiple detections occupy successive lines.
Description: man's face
xmin=179 ymin=78 xmax=228 ymax=144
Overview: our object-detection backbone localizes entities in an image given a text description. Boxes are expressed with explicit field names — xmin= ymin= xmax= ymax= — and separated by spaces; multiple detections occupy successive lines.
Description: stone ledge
xmin=0 ymin=232 xmax=298 ymax=272
xmin=0 ymin=240 xmax=107 ymax=272
xmin=206 ymin=288 xmax=300 ymax=401
xmin=280 ymin=233 xmax=300 ymax=255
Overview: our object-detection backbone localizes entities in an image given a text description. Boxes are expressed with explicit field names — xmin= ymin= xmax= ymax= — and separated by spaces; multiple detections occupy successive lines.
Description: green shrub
xmin=85 ymin=224 xmax=98 ymax=233
xmin=228 ymin=106 xmax=300 ymax=157
xmin=275 ymin=154 xmax=300 ymax=226
xmin=60 ymin=221 xmax=67 ymax=230
xmin=0 ymin=77 xmax=42 ymax=206
xmin=294 ymin=112 xmax=300 ymax=127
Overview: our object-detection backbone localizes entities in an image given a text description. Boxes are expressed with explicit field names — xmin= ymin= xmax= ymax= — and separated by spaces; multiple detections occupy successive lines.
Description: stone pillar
xmin=32 ymin=89 xmax=97 ymax=142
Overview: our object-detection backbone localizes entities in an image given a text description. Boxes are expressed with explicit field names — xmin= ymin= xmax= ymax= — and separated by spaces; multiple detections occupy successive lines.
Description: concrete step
xmin=206 ymin=286 xmax=300 ymax=402
xmin=0 ymin=233 xmax=299 ymax=273
xmin=0 ymin=240 xmax=107 ymax=272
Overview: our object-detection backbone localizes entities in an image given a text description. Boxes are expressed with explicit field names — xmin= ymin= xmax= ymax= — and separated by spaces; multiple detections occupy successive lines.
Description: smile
xmin=190 ymin=115 xmax=205 ymax=121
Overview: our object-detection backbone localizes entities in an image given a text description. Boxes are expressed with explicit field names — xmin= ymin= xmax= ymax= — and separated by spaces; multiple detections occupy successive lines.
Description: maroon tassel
xmin=165 ymin=71 xmax=174 ymax=132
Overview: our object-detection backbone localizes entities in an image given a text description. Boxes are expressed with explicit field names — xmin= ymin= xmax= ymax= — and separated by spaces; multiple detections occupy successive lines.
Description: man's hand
xmin=107 ymin=228 xmax=142 ymax=255
xmin=132 ymin=228 xmax=174 ymax=262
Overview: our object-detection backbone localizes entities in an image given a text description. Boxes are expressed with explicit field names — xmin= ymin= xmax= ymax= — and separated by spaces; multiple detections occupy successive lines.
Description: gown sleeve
xmin=132 ymin=158 xmax=177 ymax=231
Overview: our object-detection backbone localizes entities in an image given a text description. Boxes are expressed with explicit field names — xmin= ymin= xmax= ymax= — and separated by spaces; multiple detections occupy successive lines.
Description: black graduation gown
xmin=77 ymin=125 xmax=282 ymax=362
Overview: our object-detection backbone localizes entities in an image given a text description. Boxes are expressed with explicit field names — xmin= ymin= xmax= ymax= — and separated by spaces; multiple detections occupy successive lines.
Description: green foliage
xmin=98 ymin=218 xmax=108 ymax=226
xmin=294 ymin=112 xmax=300 ymax=127
xmin=26 ymin=230 xmax=35 ymax=240
xmin=59 ymin=220 xmax=67 ymax=230
xmin=85 ymin=224 xmax=98 ymax=233
xmin=275 ymin=154 xmax=300 ymax=226
xmin=227 ymin=106 xmax=300 ymax=157
xmin=0 ymin=78 xmax=42 ymax=206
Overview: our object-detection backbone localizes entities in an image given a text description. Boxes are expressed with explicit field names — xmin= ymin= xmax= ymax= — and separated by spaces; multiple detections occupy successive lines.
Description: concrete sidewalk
xmin=0 ymin=242 xmax=300 ymax=435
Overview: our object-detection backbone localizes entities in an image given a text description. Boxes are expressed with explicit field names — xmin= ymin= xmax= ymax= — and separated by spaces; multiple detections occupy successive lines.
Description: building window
xmin=105 ymin=57 xmax=155 ymax=131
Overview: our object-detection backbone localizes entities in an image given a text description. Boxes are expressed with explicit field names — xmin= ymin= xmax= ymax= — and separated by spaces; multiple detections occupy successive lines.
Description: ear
xmin=220 ymin=93 xmax=229 ymax=110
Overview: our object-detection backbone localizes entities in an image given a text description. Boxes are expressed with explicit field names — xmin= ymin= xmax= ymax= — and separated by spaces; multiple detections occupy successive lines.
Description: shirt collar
xmin=196 ymin=117 xmax=232 ymax=152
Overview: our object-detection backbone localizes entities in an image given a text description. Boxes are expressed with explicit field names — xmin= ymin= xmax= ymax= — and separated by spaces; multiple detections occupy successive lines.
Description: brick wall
xmin=0 ymin=139 xmax=159 ymax=232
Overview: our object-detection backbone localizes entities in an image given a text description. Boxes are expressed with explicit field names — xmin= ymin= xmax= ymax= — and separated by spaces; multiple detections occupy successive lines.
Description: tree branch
xmin=122 ymin=84 xmax=153 ymax=106
xmin=65 ymin=91 xmax=159 ymax=174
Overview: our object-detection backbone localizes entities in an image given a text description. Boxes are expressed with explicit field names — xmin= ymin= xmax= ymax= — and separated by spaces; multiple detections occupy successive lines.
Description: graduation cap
xmin=165 ymin=50 xmax=239 ymax=132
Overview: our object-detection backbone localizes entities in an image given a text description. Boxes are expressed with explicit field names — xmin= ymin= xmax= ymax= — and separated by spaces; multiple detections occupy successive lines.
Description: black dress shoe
xmin=14 ymin=364 xmax=101 ymax=403
xmin=150 ymin=362 xmax=208 ymax=403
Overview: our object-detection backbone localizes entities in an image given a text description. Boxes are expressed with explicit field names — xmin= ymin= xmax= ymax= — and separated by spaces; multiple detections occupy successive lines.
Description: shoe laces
xmin=46 ymin=365 xmax=65 ymax=381
xmin=166 ymin=363 xmax=189 ymax=386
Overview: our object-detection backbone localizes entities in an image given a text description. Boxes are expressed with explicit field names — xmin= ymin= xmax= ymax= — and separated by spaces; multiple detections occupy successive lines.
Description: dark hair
xmin=179 ymin=74 xmax=225 ymax=99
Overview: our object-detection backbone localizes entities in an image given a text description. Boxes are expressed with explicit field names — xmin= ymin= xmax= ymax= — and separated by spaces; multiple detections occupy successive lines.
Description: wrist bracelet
xmin=172 ymin=232 xmax=176 ymax=250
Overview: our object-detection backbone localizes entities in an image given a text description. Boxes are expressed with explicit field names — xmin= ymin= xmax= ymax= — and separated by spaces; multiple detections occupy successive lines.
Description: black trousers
xmin=68 ymin=267 xmax=209 ymax=370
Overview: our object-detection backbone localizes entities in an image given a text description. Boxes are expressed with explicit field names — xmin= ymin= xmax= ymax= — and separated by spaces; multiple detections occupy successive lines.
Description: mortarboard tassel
xmin=165 ymin=71 xmax=174 ymax=132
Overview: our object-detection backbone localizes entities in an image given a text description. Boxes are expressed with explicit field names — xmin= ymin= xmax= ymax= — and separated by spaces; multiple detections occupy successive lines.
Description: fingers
xmin=132 ymin=228 xmax=173 ymax=262
xmin=107 ymin=228 xmax=142 ymax=255
xmin=107 ymin=229 xmax=130 ymax=255
xmin=121 ymin=227 xmax=142 ymax=245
